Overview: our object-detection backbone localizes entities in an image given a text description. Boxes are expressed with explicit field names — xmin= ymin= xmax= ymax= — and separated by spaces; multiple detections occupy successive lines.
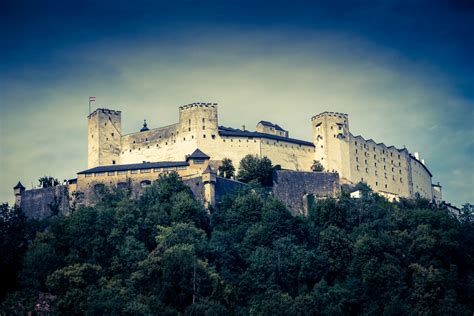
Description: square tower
xmin=88 ymin=108 xmax=122 ymax=168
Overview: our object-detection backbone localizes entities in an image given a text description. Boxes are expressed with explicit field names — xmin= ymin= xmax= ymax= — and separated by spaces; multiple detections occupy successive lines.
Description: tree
xmin=237 ymin=155 xmax=273 ymax=186
xmin=311 ymin=160 xmax=324 ymax=172
xmin=38 ymin=176 xmax=59 ymax=188
xmin=218 ymin=158 xmax=235 ymax=179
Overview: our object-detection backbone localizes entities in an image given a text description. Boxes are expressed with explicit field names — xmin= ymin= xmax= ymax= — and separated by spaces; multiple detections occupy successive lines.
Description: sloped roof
xmin=14 ymin=181 xmax=25 ymax=189
xmin=78 ymin=161 xmax=188 ymax=175
xmin=258 ymin=120 xmax=286 ymax=131
xmin=219 ymin=126 xmax=314 ymax=147
xmin=187 ymin=149 xmax=210 ymax=160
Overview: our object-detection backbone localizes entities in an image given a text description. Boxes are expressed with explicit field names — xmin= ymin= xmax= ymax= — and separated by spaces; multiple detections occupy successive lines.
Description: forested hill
xmin=1 ymin=173 xmax=473 ymax=315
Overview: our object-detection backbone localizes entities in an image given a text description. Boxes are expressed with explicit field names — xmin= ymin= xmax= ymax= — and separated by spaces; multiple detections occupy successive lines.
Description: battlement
xmin=88 ymin=108 xmax=122 ymax=119
xmin=311 ymin=111 xmax=348 ymax=121
xmin=179 ymin=102 xmax=218 ymax=111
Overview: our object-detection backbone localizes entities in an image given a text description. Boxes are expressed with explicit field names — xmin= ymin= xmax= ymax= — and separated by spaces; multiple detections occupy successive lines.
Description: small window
xmin=111 ymin=133 xmax=114 ymax=137
xmin=211 ymin=135 xmax=216 ymax=139
xmin=107 ymin=172 xmax=115 ymax=176
xmin=177 ymin=166 xmax=187 ymax=170
xmin=85 ymin=173 xmax=93 ymax=177
xmin=376 ymin=181 xmax=378 ymax=186
xmin=140 ymin=169 xmax=151 ymax=173
xmin=203 ymin=134 xmax=206 ymax=138
xmin=112 ymin=160 xmax=116 ymax=165
xmin=117 ymin=170 xmax=127 ymax=175
xmin=202 ymin=126 xmax=205 ymax=130
xmin=202 ymin=118 xmax=205 ymax=123
xmin=131 ymin=170 xmax=138 ymax=174
xmin=153 ymin=168 xmax=161 ymax=172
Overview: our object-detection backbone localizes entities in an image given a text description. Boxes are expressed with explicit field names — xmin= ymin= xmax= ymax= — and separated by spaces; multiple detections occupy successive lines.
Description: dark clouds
xmin=0 ymin=0 xmax=472 ymax=205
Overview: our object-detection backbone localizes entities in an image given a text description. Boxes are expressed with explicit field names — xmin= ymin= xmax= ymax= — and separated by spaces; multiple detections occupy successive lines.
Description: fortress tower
xmin=178 ymin=103 xmax=219 ymax=145
xmin=312 ymin=112 xmax=351 ymax=181
xmin=88 ymin=108 xmax=122 ymax=168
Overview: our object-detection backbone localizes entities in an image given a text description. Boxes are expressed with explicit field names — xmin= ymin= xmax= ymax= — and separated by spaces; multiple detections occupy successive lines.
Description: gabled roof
xmin=14 ymin=181 xmax=25 ymax=190
xmin=187 ymin=149 xmax=210 ymax=160
xmin=78 ymin=161 xmax=188 ymax=175
xmin=219 ymin=126 xmax=314 ymax=147
xmin=258 ymin=120 xmax=286 ymax=131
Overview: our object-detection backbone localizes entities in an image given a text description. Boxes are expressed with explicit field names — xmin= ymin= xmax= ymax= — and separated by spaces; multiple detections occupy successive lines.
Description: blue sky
xmin=0 ymin=0 xmax=473 ymax=205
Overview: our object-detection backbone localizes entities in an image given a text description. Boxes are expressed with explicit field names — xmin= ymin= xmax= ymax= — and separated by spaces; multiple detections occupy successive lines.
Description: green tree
xmin=38 ymin=176 xmax=60 ymax=188
xmin=218 ymin=158 xmax=235 ymax=179
xmin=237 ymin=155 xmax=273 ymax=186
xmin=311 ymin=160 xmax=324 ymax=172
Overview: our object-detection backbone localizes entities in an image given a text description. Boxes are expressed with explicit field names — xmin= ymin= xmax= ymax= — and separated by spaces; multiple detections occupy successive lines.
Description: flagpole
xmin=89 ymin=99 xmax=91 ymax=115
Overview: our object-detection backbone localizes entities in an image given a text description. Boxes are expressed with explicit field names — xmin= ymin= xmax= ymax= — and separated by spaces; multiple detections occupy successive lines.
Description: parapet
xmin=88 ymin=108 xmax=122 ymax=119
xmin=311 ymin=111 xmax=348 ymax=121
xmin=179 ymin=102 xmax=218 ymax=111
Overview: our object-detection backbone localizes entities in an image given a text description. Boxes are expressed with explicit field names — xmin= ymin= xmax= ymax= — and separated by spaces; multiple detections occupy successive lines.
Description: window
xmin=153 ymin=168 xmax=161 ymax=172
xmin=131 ymin=170 xmax=138 ymax=174
xmin=107 ymin=172 xmax=115 ymax=176
xmin=111 ymin=133 xmax=114 ymax=137
xmin=140 ymin=169 xmax=151 ymax=173
xmin=117 ymin=170 xmax=127 ymax=175
xmin=356 ymin=165 xmax=359 ymax=171
xmin=385 ymin=184 xmax=387 ymax=188
xmin=374 ymin=162 xmax=377 ymax=167
xmin=194 ymin=159 xmax=205 ymax=164
xmin=211 ymin=135 xmax=215 ymax=139
xmin=96 ymin=172 xmax=106 ymax=176
xmin=112 ymin=160 xmax=116 ymax=165
xmin=177 ymin=166 xmax=187 ymax=170
xmin=85 ymin=173 xmax=93 ymax=177
xmin=376 ymin=181 xmax=378 ymax=186
xmin=202 ymin=118 xmax=205 ymax=123
xmin=203 ymin=135 xmax=206 ymax=138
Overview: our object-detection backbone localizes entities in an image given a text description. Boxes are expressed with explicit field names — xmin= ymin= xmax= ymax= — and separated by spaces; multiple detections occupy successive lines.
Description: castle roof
xmin=218 ymin=126 xmax=314 ymax=147
xmin=258 ymin=120 xmax=286 ymax=132
xmin=14 ymin=181 xmax=25 ymax=190
xmin=78 ymin=161 xmax=188 ymax=175
xmin=187 ymin=149 xmax=210 ymax=160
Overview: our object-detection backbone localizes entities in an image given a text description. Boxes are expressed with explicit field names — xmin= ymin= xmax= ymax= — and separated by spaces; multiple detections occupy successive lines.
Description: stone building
xmin=14 ymin=102 xmax=441 ymax=218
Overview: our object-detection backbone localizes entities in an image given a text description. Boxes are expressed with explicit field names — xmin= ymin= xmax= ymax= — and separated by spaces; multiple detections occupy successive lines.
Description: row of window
xmin=356 ymin=165 xmax=404 ymax=183
xmin=355 ymin=141 xmax=401 ymax=158
xmin=85 ymin=166 xmax=187 ymax=177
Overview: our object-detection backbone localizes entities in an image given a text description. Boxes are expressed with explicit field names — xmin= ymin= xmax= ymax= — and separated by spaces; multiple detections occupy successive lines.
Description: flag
xmin=89 ymin=96 xmax=96 ymax=102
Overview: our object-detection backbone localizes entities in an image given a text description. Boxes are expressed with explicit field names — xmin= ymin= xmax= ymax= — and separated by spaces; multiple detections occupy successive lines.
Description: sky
xmin=0 ymin=0 xmax=473 ymax=206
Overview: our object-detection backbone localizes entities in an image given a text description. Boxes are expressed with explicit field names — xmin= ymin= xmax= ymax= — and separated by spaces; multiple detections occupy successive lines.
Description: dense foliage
xmin=1 ymin=173 xmax=473 ymax=315
xmin=237 ymin=155 xmax=274 ymax=186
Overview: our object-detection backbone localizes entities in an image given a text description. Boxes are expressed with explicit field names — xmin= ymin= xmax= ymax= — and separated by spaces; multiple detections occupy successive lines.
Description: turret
xmin=178 ymin=102 xmax=218 ymax=140
xmin=13 ymin=181 xmax=25 ymax=207
xmin=311 ymin=112 xmax=351 ymax=181
xmin=87 ymin=108 xmax=122 ymax=168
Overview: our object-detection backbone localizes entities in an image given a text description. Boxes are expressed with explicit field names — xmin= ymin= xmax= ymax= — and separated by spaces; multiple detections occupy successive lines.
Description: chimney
xmin=414 ymin=152 xmax=420 ymax=160
xmin=421 ymin=159 xmax=425 ymax=165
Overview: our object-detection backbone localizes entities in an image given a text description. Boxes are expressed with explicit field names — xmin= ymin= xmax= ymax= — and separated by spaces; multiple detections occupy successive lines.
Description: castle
xmin=14 ymin=102 xmax=441 ymax=218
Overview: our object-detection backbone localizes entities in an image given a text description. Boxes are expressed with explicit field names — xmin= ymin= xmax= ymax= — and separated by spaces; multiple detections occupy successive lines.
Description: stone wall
xmin=20 ymin=185 xmax=71 ymax=219
xmin=215 ymin=177 xmax=247 ymax=200
xmin=272 ymin=170 xmax=340 ymax=215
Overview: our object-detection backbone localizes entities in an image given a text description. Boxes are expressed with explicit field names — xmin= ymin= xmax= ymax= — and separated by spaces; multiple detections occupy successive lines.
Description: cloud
xmin=1 ymin=28 xmax=472 ymax=205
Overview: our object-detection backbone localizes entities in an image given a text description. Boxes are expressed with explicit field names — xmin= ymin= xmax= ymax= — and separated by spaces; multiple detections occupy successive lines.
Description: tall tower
xmin=88 ymin=108 xmax=122 ymax=168
xmin=178 ymin=102 xmax=219 ymax=143
xmin=311 ymin=112 xmax=351 ymax=181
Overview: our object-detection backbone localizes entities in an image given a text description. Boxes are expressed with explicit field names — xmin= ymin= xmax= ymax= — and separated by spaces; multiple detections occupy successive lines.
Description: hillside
xmin=1 ymin=173 xmax=473 ymax=315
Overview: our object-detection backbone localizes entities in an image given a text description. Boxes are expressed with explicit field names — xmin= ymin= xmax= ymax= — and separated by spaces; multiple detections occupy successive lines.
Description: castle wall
xmin=409 ymin=156 xmax=433 ymax=199
xmin=260 ymin=139 xmax=314 ymax=171
xmin=20 ymin=185 xmax=71 ymax=219
xmin=120 ymin=123 xmax=198 ymax=164
xmin=348 ymin=135 xmax=412 ymax=198
xmin=272 ymin=170 xmax=340 ymax=215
